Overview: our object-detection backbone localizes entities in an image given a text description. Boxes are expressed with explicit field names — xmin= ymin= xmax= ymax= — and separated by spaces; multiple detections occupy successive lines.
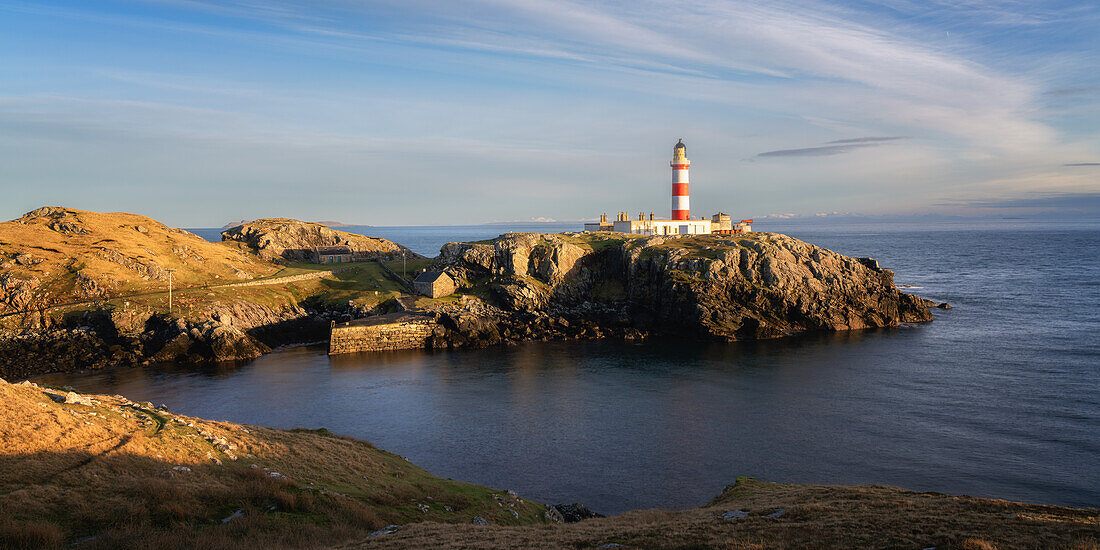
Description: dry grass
xmin=339 ymin=479 xmax=1099 ymax=550
xmin=0 ymin=207 xmax=277 ymax=315
xmin=0 ymin=379 xmax=548 ymax=549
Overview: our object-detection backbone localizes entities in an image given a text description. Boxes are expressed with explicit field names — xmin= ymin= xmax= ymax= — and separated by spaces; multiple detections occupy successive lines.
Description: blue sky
xmin=1 ymin=0 xmax=1098 ymax=226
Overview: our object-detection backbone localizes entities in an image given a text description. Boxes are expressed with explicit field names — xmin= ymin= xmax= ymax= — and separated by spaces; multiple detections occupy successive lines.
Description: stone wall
xmin=222 ymin=269 xmax=339 ymax=288
xmin=328 ymin=313 xmax=438 ymax=354
xmin=375 ymin=260 xmax=416 ymax=293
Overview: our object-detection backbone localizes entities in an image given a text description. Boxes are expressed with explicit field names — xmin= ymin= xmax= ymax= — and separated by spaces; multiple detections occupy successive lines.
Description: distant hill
xmin=0 ymin=207 xmax=278 ymax=315
xmin=220 ymin=218 xmax=419 ymax=261
xmin=222 ymin=220 xmax=364 ymax=229
xmin=313 ymin=220 xmax=363 ymax=228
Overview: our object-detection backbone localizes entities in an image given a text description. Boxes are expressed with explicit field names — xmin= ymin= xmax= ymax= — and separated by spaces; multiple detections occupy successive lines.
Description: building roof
xmin=315 ymin=245 xmax=352 ymax=255
xmin=413 ymin=271 xmax=450 ymax=284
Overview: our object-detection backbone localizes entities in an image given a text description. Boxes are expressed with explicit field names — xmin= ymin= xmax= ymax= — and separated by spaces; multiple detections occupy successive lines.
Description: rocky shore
xmin=332 ymin=231 xmax=935 ymax=353
xmin=0 ymin=302 xmax=361 ymax=380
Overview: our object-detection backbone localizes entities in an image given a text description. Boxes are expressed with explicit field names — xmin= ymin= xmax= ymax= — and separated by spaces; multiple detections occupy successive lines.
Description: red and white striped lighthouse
xmin=670 ymin=139 xmax=691 ymax=220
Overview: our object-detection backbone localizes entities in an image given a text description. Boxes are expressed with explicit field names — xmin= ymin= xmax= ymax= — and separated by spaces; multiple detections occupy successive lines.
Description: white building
xmin=584 ymin=212 xmax=749 ymax=235
xmin=613 ymin=215 xmax=712 ymax=235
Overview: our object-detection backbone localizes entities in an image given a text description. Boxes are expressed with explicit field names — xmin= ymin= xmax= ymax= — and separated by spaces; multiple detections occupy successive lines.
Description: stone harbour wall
xmin=328 ymin=313 xmax=438 ymax=354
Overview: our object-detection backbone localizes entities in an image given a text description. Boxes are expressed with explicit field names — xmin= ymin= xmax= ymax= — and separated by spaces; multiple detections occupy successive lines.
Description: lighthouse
xmin=581 ymin=137 xmax=754 ymax=235
xmin=671 ymin=139 xmax=690 ymax=220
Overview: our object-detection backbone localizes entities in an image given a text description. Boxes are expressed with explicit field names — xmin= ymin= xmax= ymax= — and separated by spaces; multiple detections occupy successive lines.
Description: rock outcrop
xmin=221 ymin=218 xmax=419 ymax=262
xmin=428 ymin=232 xmax=931 ymax=344
xmin=0 ymin=300 xmax=357 ymax=380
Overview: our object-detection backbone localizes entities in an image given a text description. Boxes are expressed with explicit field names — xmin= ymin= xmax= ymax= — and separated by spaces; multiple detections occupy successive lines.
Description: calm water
xmin=47 ymin=219 xmax=1100 ymax=514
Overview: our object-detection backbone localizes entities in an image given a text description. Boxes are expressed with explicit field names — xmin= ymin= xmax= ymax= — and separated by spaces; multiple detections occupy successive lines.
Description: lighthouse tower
xmin=671 ymin=139 xmax=690 ymax=220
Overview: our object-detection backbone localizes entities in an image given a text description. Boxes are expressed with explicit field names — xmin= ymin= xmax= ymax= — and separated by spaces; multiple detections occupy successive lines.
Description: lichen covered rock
xmin=221 ymin=219 xmax=417 ymax=262
xmin=432 ymin=232 xmax=931 ymax=341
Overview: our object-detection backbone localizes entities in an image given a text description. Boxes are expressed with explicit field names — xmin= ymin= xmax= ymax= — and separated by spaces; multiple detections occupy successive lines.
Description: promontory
xmin=2 ymin=207 xmax=932 ymax=379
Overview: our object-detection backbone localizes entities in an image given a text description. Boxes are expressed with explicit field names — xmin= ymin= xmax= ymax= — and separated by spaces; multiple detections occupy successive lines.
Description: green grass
xmin=626 ymin=234 xmax=761 ymax=262
xmin=10 ymin=260 xmax=420 ymax=326
xmin=555 ymin=232 xmax=642 ymax=252
xmin=382 ymin=257 xmax=431 ymax=275
xmin=591 ymin=279 xmax=627 ymax=302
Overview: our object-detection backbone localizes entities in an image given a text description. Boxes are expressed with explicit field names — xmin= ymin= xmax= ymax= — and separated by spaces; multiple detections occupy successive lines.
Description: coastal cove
xmin=41 ymin=219 xmax=1100 ymax=516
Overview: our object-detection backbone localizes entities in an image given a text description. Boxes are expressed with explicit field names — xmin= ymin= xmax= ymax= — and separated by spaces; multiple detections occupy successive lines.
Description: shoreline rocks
xmin=0 ymin=301 xmax=361 ymax=380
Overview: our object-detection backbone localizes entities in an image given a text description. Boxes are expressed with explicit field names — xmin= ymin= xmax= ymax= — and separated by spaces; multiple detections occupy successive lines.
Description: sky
xmin=1 ymin=0 xmax=1098 ymax=226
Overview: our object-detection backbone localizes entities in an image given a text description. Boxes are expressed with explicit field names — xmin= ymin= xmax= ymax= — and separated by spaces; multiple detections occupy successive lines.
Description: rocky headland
xmin=363 ymin=231 xmax=933 ymax=351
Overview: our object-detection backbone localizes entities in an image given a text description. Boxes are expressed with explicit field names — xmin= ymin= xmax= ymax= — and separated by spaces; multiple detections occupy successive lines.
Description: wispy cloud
xmin=758 ymin=137 xmax=906 ymax=158
xmin=115 ymin=0 xmax=1063 ymax=152
xmin=757 ymin=144 xmax=863 ymax=157
xmin=950 ymin=192 xmax=1100 ymax=211
xmin=826 ymin=136 xmax=907 ymax=145
xmin=1064 ymin=162 xmax=1100 ymax=166
xmin=1044 ymin=87 xmax=1098 ymax=97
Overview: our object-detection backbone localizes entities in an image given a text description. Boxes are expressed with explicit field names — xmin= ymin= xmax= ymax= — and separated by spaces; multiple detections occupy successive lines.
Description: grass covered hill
xmin=0 ymin=207 xmax=277 ymax=315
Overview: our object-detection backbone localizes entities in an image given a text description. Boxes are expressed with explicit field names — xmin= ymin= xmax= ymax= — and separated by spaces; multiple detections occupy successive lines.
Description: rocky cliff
xmin=0 ymin=300 xmax=357 ymax=380
xmin=428 ymin=231 xmax=931 ymax=343
xmin=221 ymin=218 xmax=419 ymax=262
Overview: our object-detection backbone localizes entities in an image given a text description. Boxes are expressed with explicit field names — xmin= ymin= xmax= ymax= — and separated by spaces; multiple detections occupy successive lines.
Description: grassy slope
xmin=83 ymin=261 xmax=419 ymax=320
xmin=0 ymin=208 xmax=441 ymax=324
xmin=0 ymin=380 xmax=547 ymax=550
xmin=0 ymin=208 xmax=277 ymax=314
xmin=346 ymin=478 xmax=1098 ymax=550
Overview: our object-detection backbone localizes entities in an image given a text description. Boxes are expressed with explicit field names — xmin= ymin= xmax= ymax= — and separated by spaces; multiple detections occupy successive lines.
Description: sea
xmin=41 ymin=218 xmax=1100 ymax=514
